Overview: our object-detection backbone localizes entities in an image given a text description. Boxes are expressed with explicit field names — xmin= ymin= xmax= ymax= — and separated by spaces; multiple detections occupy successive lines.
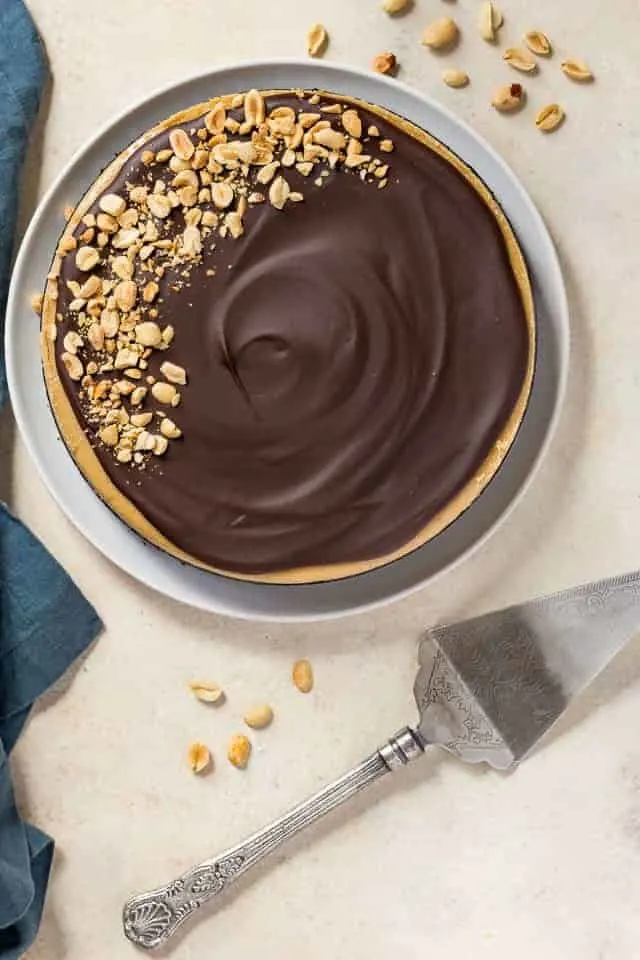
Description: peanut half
xmin=187 ymin=741 xmax=211 ymax=774
xmin=535 ymin=103 xmax=565 ymax=133
xmin=189 ymin=681 xmax=225 ymax=704
xmin=492 ymin=83 xmax=526 ymax=112
xmin=75 ymin=246 xmax=100 ymax=272
xmin=524 ymin=31 xmax=552 ymax=56
xmin=292 ymin=659 xmax=314 ymax=693
xmin=244 ymin=705 xmax=274 ymax=729
xmin=503 ymin=48 xmax=538 ymax=73
xmin=382 ymin=0 xmax=410 ymax=13
xmin=307 ymin=23 xmax=328 ymax=57
xmin=342 ymin=109 xmax=362 ymax=139
xmin=228 ymin=734 xmax=252 ymax=769
xmin=99 ymin=193 xmax=126 ymax=217
xmin=561 ymin=59 xmax=594 ymax=82
xmin=169 ymin=128 xmax=195 ymax=161
xmin=269 ymin=175 xmax=291 ymax=210
xmin=479 ymin=2 xmax=503 ymax=42
xmin=442 ymin=69 xmax=469 ymax=89
xmin=421 ymin=17 xmax=459 ymax=50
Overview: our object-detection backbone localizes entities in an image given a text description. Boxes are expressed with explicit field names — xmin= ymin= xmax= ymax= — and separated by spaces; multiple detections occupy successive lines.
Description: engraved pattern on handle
xmin=123 ymin=728 xmax=424 ymax=950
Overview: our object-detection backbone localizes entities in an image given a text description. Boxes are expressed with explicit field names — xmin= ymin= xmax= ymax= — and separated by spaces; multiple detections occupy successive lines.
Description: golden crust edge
xmin=41 ymin=88 xmax=536 ymax=585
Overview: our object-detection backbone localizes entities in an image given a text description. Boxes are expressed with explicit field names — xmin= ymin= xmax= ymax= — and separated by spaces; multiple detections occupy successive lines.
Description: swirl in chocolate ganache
xmin=53 ymin=92 xmax=531 ymax=575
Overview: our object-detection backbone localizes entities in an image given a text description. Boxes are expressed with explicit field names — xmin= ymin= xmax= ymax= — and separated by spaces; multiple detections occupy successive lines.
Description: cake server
xmin=123 ymin=569 xmax=640 ymax=950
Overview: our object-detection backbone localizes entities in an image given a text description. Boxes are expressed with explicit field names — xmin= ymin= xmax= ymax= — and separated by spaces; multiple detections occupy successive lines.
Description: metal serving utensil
xmin=123 ymin=570 xmax=640 ymax=950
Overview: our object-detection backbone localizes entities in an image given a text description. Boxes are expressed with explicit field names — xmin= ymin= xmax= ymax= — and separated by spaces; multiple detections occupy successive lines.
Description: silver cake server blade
xmin=123 ymin=570 xmax=640 ymax=950
xmin=415 ymin=569 xmax=640 ymax=770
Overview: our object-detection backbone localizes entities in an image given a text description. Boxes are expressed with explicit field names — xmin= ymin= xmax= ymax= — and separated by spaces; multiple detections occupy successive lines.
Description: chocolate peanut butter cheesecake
xmin=40 ymin=89 xmax=535 ymax=583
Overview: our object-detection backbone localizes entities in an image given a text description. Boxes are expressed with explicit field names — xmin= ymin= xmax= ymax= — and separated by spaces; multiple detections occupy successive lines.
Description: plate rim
xmin=6 ymin=57 xmax=569 ymax=621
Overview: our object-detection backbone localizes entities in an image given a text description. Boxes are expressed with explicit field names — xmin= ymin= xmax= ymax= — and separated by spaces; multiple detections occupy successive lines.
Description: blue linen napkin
xmin=0 ymin=2 xmax=102 ymax=956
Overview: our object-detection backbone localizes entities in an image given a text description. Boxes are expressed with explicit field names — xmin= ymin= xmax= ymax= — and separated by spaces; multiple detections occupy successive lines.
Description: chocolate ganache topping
xmin=45 ymin=90 xmax=533 ymax=578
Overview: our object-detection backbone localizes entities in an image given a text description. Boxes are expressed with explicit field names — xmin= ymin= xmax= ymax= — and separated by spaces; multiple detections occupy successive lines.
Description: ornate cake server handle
xmin=122 ymin=727 xmax=425 ymax=950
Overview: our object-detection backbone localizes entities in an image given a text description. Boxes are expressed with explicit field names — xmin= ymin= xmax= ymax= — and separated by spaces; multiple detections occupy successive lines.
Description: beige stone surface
xmin=4 ymin=0 xmax=640 ymax=957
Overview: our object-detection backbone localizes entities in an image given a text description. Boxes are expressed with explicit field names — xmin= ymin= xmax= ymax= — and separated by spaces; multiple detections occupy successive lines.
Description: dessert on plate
xmin=40 ymin=88 xmax=535 ymax=583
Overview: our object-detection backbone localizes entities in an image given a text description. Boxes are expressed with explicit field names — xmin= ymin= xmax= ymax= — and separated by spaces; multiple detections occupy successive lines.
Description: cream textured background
xmin=5 ymin=0 xmax=640 ymax=957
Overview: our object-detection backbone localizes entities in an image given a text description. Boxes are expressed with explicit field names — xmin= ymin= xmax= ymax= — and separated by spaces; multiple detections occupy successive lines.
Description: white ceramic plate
xmin=6 ymin=59 xmax=569 ymax=622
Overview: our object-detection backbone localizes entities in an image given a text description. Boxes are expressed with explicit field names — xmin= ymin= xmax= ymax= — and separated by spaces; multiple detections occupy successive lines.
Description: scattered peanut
xmin=561 ymin=59 xmax=594 ymax=82
xmin=87 ymin=323 xmax=104 ymax=351
xmin=160 ymin=418 xmax=182 ymax=439
xmin=211 ymin=182 xmax=234 ymax=209
xmin=112 ymin=255 xmax=134 ymax=280
xmin=147 ymin=194 xmax=172 ymax=219
xmin=307 ymin=23 xmax=328 ymax=57
xmin=187 ymin=741 xmax=212 ymax=774
xmin=524 ymin=31 xmax=552 ymax=56
xmin=63 ymin=330 xmax=83 ymax=354
xmin=99 ymin=193 xmax=126 ymax=217
xmin=78 ymin=275 xmax=101 ymax=299
xmin=160 ymin=361 xmax=187 ymax=385
xmin=292 ymin=659 xmax=314 ymax=693
xmin=382 ymin=0 xmax=410 ymax=12
xmin=492 ymin=83 xmax=526 ymax=112
xmin=142 ymin=281 xmax=159 ymax=304
xmin=204 ymin=102 xmax=226 ymax=135
xmin=189 ymin=681 xmax=225 ymax=704
xmin=243 ymin=705 xmax=274 ymax=730
xmin=61 ymin=352 xmax=84 ymax=381
xmin=151 ymin=381 xmax=178 ymax=405
xmin=114 ymin=347 xmax=139 ymax=370
xmin=372 ymin=52 xmax=398 ymax=75
xmin=257 ymin=161 xmax=279 ymax=186
xmin=503 ymin=47 xmax=538 ymax=73
xmin=342 ymin=109 xmax=362 ymax=139
xmin=169 ymin=128 xmax=195 ymax=161
xmin=442 ymin=69 xmax=469 ymax=89
xmin=244 ymin=89 xmax=266 ymax=127
xmin=99 ymin=424 xmax=119 ymax=447
xmin=130 ymin=386 xmax=147 ymax=406
xmin=269 ymin=175 xmax=291 ymax=210
xmin=225 ymin=212 xmax=245 ymax=239
xmin=228 ymin=734 xmax=252 ymax=769
xmin=421 ymin=17 xmax=459 ymax=50
xmin=114 ymin=280 xmax=137 ymax=312
xmin=181 ymin=225 xmax=202 ymax=257
xmin=58 ymin=235 xmax=77 ymax=254
xmin=130 ymin=412 xmax=153 ymax=428
xmin=313 ymin=127 xmax=347 ymax=151
xmin=535 ymin=103 xmax=565 ymax=132
xmin=479 ymin=2 xmax=503 ymax=42
xmin=75 ymin=246 xmax=100 ymax=272
xmin=153 ymin=436 xmax=169 ymax=456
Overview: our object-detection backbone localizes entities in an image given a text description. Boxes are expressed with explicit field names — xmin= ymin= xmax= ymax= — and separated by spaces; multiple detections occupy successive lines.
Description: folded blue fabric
xmin=0 ymin=2 xmax=102 ymax=956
